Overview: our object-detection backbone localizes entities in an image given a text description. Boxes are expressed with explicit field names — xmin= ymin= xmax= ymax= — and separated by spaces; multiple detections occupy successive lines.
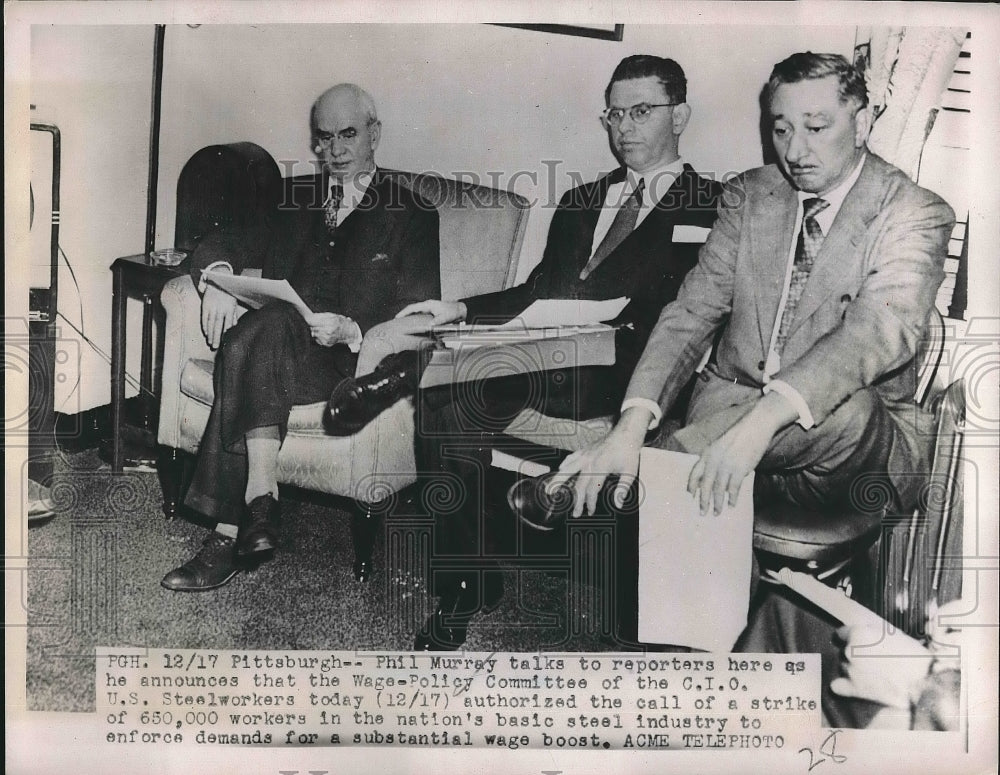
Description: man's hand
xmin=829 ymin=623 xmax=934 ymax=710
xmin=200 ymin=285 xmax=239 ymax=350
xmin=688 ymin=391 xmax=797 ymax=515
xmin=547 ymin=407 xmax=651 ymax=517
xmin=396 ymin=299 xmax=467 ymax=326
xmin=307 ymin=312 xmax=358 ymax=347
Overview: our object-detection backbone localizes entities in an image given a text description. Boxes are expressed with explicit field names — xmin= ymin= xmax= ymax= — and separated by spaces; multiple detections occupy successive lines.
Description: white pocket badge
xmin=672 ymin=225 xmax=712 ymax=244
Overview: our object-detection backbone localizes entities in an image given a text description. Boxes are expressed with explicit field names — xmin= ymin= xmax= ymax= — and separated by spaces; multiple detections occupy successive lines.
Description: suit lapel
xmin=788 ymin=156 xmax=883 ymax=336
xmin=751 ymin=175 xmax=799 ymax=355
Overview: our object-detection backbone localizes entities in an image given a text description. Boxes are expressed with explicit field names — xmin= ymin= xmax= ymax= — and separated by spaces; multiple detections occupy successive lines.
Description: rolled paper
xmin=775 ymin=567 xmax=889 ymax=630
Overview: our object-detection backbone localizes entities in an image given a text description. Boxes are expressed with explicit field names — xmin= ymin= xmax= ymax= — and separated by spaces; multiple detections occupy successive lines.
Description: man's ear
xmin=369 ymin=120 xmax=382 ymax=152
xmin=852 ymin=105 xmax=872 ymax=148
xmin=672 ymin=103 xmax=692 ymax=137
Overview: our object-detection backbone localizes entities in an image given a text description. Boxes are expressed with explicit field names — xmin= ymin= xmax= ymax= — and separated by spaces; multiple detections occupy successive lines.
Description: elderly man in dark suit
xmin=329 ymin=55 xmax=722 ymax=648
xmin=161 ymin=83 xmax=440 ymax=592
xmin=553 ymin=53 xmax=954 ymax=640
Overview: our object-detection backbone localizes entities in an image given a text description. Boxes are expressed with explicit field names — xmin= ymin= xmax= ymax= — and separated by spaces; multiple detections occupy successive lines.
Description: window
xmin=915 ymin=31 xmax=971 ymax=320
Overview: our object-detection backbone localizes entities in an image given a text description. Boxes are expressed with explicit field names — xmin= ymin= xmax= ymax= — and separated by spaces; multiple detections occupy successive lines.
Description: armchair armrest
xmin=157 ymin=275 xmax=215 ymax=447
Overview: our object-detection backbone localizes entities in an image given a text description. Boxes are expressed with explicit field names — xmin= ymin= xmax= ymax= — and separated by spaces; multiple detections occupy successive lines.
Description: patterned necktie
xmin=579 ymin=178 xmax=645 ymax=281
xmin=324 ymin=178 xmax=344 ymax=233
xmin=775 ymin=196 xmax=830 ymax=353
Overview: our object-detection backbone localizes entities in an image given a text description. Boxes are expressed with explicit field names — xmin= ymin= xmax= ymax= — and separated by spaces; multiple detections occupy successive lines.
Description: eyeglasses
xmin=600 ymin=102 xmax=680 ymax=128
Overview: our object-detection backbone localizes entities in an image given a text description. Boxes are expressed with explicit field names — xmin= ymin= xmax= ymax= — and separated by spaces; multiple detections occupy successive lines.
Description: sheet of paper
xmin=437 ymin=323 xmax=613 ymax=349
xmin=637 ymin=447 xmax=755 ymax=651
xmin=204 ymin=271 xmax=313 ymax=318
xmin=498 ymin=296 xmax=630 ymax=329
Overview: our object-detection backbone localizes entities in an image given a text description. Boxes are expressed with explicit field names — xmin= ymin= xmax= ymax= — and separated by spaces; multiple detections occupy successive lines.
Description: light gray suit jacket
xmin=626 ymin=153 xmax=955 ymax=505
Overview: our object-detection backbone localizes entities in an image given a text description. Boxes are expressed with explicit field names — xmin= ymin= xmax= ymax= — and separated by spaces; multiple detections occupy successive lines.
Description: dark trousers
xmin=734 ymin=586 xmax=884 ymax=728
xmin=184 ymin=302 xmax=356 ymax=525
xmin=415 ymin=364 xmax=625 ymax=600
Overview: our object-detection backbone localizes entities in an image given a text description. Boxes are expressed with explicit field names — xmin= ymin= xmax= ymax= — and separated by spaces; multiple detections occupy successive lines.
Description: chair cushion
xmin=179 ymin=358 xmax=327 ymax=433
xmin=752 ymin=499 xmax=884 ymax=566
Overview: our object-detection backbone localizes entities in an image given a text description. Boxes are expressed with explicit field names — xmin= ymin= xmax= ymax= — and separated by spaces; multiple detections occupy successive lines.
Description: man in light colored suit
xmin=554 ymin=53 xmax=954 ymax=536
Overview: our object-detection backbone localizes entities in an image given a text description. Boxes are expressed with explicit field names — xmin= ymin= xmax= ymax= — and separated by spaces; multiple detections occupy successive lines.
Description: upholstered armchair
xmin=156 ymin=145 xmax=530 ymax=576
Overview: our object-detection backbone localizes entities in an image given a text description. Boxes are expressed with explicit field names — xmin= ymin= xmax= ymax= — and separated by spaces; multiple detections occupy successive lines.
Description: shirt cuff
xmin=762 ymin=379 xmax=815 ymax=429
xmin=345 ymin=320 xmax=363 ymax=353
xmin=197 ymin=261 xmax=234 ymax=293
xmin=620 ymin=397 xmax=663 ymax=430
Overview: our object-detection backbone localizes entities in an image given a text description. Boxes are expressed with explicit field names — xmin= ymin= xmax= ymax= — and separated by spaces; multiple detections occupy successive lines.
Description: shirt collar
xmin=329 ymin=168 xmax=376 ymax=206
xmin=624 ymin=157 xmax=685 ymax=205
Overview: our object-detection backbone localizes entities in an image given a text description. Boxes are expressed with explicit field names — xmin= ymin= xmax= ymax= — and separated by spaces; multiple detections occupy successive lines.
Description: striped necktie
xmin=324 ymin=179 xmax=344 ymax=233
xmin=579 ymin=178 xmax=645 ymax=281
xmin=775 ymin=196 xmax=830 ymax=353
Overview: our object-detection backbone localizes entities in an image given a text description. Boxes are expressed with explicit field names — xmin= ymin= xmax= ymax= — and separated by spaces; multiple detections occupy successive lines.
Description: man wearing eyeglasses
xmin=327 ymin=55 xmax=722 ymax=649
xmin=160 ymin=83 xmax=440 ymax=592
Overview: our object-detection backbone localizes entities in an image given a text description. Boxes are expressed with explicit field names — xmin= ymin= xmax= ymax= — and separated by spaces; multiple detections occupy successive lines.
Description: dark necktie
xmin=775 ymin=196 xmax=830 ymax=353
xmin=324 ymin=179 xmax=344 ymax=233
xmin=579 ymin=178 xmax=645 ymax=281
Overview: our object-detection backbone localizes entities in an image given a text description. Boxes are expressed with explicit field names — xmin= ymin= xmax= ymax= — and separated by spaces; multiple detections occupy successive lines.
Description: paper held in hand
xmin=417 ymin=297 xmax=627 ymax=388
xmin=431 ymin=296 xmax=631 ymax=337
xmin=637 ymin=447 xmax=755 ymax=652
xmin=203 ymin=271 xmax=313 ymax=319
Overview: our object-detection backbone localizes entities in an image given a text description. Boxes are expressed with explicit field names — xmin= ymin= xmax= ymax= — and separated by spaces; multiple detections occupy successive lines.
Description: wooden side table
xmin=108 ymin=254 xmax=187 ymax=472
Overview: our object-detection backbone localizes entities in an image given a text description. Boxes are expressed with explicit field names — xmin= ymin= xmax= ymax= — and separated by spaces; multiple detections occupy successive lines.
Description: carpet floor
xmin=27 ymin=449 xmax=619 ymax=711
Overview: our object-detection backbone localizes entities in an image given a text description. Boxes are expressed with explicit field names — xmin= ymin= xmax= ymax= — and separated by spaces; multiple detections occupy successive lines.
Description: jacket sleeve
xmin=624 ymin=177 xmax=742 ymax=413
xmin=188 ymin=220 xmax=274 ymax=287
xmin=460 ymin=188 xmax=577 ymax=323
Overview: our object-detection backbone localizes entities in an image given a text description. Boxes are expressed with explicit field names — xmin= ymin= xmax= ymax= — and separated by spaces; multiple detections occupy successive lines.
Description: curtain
xmin=854 ymin=26 xmax=967 ymax=180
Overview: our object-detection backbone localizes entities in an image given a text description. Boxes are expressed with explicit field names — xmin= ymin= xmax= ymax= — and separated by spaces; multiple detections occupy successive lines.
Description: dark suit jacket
xmin=463 ymin=165 xmax=721 ymax=406
xmin=191 ymin=168 xmax=441 ymax=335
xmin=627 ymin=153 xmax=954 ymax=506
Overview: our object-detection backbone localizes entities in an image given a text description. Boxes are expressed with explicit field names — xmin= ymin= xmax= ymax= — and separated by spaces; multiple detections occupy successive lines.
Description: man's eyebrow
xmin=315 ymin=125 xmax=359 ymax=134
xmin=770 ymin=110 xmax=832 ymax=122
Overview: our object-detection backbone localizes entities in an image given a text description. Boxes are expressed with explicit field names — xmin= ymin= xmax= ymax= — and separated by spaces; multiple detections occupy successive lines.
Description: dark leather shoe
xmin=507 ymin=473 xmax=575 ymax=532
xmin=236 ymin=494 xmax=280 ymax=558
xmin=161 ymin=534 xmax=240 ymax=591
xmin=413 ymin=573 xmax=505 ymax=651
xmin=507 ymin=472 xmax=626 ymax=531
xmin=325 ymin=352 xmax=419 ymax=436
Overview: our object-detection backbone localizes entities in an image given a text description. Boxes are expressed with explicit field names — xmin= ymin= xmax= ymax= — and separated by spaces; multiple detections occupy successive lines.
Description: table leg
xmin=110 ymin=266 xmax=126 ymax=472
xmin=140 ymin=294 xmax=154 ymax=430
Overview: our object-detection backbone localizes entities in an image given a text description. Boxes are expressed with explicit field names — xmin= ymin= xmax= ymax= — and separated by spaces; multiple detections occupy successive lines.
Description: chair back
xmin=914 ymin=307 xmax=947 ymax=407
xmin=175 ymin=142 xmax=282 ymax=253
xmin=881 ymin=378 xmax=966 ymax=638
xmin=384 ymin=170 xmax=530 ymax=300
